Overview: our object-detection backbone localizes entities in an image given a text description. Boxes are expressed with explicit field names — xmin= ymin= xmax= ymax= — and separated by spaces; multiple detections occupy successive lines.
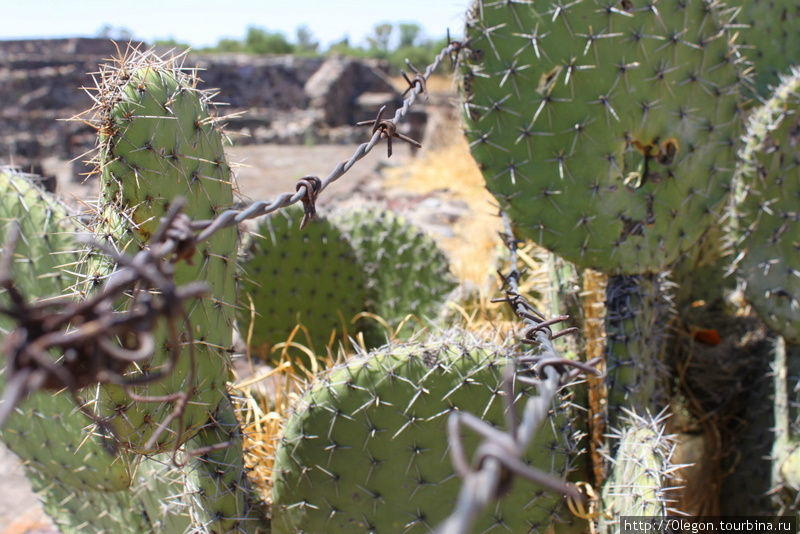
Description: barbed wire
xmin=0 ymin=34 xmax=603 ymax=528
xmin=0 ymin=40 xmax=462 ymax=448
xmin=433 ymin=214 xmax=602 ymax=534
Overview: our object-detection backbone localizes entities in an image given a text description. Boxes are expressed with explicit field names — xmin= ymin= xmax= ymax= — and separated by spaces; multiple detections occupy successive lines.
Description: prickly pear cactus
xmin=237 ymin=206 xmax=367 ymax=368
xmin=599 ymin=410 xmax=677 ymax=530
xmin=27 ymin=454 xmax=192 ymax=534
xmin=330 ymin=208 xmax=456 ymax=344
xmin=271 ymin=330 xmax=583 ymax=533
xmin=84 ymin=49 xmax=238 ymax=453
xmin=735 ymin=0 xmax=800 ymax=96
xmin=0 ymin=169 xmax=135 ymax=491
xmin=461 ymin=0 xmax=743 ymax=275
xmin=187 ymin=395 xmax=268 ymax=534
xmin=605 ymin=274 xmax=673 ymax=423
xmin=733 ymin=68 xmax=800 ymax=343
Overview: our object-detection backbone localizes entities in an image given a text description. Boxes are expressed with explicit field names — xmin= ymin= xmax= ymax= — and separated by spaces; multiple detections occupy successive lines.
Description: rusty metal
xmin=356 ymin=105 xmax=422 ymax=158
xmin=401 ymin=60 xmax=428 ymax=99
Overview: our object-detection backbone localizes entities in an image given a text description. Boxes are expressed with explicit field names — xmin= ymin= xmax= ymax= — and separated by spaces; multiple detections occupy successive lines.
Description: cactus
xmin=461 ymin=0 xmax=742 ymax=276
xmin=0 ymin=168 xmax=137 ymax=491
xmin=733 ymin=68 xmax=800 ymax=344
xmin=735 ymin=0 xmax=800 ymax=96
xmin=81 ymin=49 xmax=239 ymax=453
xmin=236 ymin=206 xmax=367 ymax=369
xmin=186 ymin=395 xmax=268 ymax=534
xmin=732 ymin=69 xmax=800 ymax=508
xmin=271 ymin=330 xmax=584 ymax=533
xmin=604 ymin=273 xmax=673 ymax=424
xmin=27 ymin=453 xmax=193 ymax=534
xmin=330 ymin=207 xmax=457 ymax=345
xmin=599 ymin=410 xmax=677 ymax=529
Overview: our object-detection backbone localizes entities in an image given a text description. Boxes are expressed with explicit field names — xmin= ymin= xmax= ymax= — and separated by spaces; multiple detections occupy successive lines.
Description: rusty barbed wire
xmin=0 ymin=201 xmax=205 ymax=456
xmin=0 ymin=40 xmax=465 ymax=449
xmin=433 ymin=214 xmax=602 ymax=534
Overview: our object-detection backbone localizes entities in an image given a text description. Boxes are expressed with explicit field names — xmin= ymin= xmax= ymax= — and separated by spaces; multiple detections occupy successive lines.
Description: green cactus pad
xmin=735 ymin=0 xmax=800 ymax=96
xmin=237 ymin=206 xmax=367 ymax=368
xmin=461 ymin=0 xmax=743 ymax=275
xmin=28 ymin=452 xmax=193 ymax=534
xmin=0 ymin=169 xmax=135 ymax=491
xmin=86 ymin=50 xmax=238 ymax=453
xmin=734 ymin=69 xmax=800 ymax=343
xmin=187 ymin=395 xmax=269 ymax=534
xmin=600 ymin=410 xmax=676 ymax=528
xmin=272 ymin=331 xmax=582 ymax=533
xmin=330 ymin=207 xmax=457 ymax=344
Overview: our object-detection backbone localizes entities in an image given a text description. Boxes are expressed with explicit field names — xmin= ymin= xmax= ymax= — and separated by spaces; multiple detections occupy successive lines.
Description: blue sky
xmin=3 ymin=1 xmax=471 ymax=49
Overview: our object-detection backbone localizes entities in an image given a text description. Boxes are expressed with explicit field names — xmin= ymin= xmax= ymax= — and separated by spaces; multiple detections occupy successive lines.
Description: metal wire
xmin=433 ymin=214 xmax=602 ymax=534
xmin=192 ymin=42 xmax=461 ymax=243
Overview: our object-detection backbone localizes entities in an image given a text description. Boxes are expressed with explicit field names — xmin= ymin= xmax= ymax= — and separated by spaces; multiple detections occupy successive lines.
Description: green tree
xmin=97 ymin=24 xmax=134 ymax=41
xmin=398 ymin=22 xmax=421 ymax=48
xmin=214 ymin=38 xmax=244 ymax=53
xmin=367 ymin=23 xmax=393 ymax=55
xmin=244 ymin=26 xmax=295 ymax=55
xmin=295 ymin=25 xmax=319 ymax=55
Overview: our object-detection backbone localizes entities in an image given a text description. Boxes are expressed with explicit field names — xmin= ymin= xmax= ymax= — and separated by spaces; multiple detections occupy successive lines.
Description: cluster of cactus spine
xmin=4 ymin=0 xmax=800 ymax=529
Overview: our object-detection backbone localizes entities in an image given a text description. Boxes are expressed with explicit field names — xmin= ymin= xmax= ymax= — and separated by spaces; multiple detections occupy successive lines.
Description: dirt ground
xmin=0 ymin=137 xmax=490 ymax=534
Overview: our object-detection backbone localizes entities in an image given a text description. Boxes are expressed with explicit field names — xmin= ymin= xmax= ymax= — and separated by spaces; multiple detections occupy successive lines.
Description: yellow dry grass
xmin=383 ymin=136 xmax=502 ymax=289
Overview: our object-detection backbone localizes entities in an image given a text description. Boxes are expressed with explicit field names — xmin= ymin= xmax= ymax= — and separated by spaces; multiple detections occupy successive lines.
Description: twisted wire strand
xmin=434 ymin=214 xmax=600 ymax=534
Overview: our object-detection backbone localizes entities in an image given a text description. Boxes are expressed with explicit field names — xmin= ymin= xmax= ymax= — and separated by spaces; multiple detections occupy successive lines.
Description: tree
xmin=244 ymin=26 xmax=295 ymax=55
xmin=295 ymin=25 xmax=319 ymax=54
xmin=367 ymin=23 xmax=393 ymax=55
xmin=398 ymin=22 xmax=422 ymax=48
xmin=97 ymin=24 xmax=134 ymax=42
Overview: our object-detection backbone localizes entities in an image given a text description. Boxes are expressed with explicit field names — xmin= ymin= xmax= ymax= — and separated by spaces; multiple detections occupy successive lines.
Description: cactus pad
xmin=330 ymin=207 xmax=457 ymax=344
xmin=237 ymin=206 xmax=367 ymax=368
xmin=461 ymin=0 xmax=743 ymax=274
xmin=86 ymin=49 xmax=238 ymax=452
xmin=271 ymin=331 xmax=581 ymax=533
xmin=734 ymin=69 xmax=800 ymax=343
xmin=0 ymin=169 xmax=135 ymax=491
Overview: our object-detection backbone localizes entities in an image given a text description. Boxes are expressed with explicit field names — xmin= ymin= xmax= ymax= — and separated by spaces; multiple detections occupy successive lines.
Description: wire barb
xmin=356 ymin=105 xmax=422 ymax=158
xmin=295 ymin=175 xmax=322 ymax=230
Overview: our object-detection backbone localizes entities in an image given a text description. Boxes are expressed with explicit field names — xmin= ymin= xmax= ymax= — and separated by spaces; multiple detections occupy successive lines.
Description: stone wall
xmin=0 ymin=38 xmax=418 ymax=183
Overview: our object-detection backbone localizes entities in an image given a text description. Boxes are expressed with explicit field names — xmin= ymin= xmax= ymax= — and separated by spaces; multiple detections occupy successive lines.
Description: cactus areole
xmin=462 ymin=0 xmax=743 ymax=274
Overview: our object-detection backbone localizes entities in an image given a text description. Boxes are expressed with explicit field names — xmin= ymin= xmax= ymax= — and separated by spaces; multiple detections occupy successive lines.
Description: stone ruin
xmin=0 ymin=38 xmax=431 ymax=188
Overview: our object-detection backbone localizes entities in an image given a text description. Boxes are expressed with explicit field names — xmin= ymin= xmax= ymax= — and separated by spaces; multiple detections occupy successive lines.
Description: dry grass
xmin=384 ymin=137 xmax=503 ymax=289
